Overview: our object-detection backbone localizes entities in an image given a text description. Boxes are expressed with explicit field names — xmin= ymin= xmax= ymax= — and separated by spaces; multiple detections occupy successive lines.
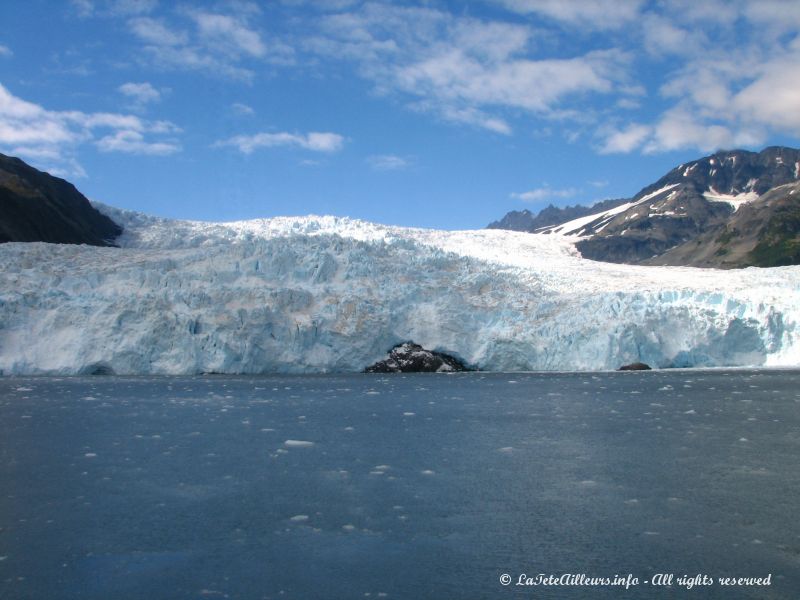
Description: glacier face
xmin=0 ymin=205 xmax=798 ymax=375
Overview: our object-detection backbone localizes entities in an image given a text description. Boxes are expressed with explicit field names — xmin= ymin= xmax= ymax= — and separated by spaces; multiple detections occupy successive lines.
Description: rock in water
xmin=619 ymin=362 xmax=652 ymax=371
xmin=365 ymin=342 xmax=470 ymax=373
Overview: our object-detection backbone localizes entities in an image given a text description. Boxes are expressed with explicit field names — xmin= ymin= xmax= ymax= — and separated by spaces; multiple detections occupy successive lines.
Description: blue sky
xmin=1 ymin=0 xmax=800 ymax=229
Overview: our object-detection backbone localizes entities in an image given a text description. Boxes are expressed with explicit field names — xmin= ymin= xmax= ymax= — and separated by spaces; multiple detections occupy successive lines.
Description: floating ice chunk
xmin=84 ymin=453 xmax=97 ymax=458
xmin=497 ymin=447 xmax=514 ymax=453
xmin=420 ymin=470 xmax=435 ymax=475
xmin=289 ymin=515 xmax=309 ymax=522
xmin=342 ymin=524 xmax=356 ymax=531
xmin=284 ymin=440 xmax=314 ymax=448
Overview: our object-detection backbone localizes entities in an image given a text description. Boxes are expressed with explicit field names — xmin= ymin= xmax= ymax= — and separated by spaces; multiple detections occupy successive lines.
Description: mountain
xmin=1 ymin=206 xmax=798 ymax=375
xmin=0 ymin=152 xmax=122 ymax=246
xmin=487 ymin=198 xmax=627 ymax=232
xmin=490 ymin=147 xmax=800 ymax=268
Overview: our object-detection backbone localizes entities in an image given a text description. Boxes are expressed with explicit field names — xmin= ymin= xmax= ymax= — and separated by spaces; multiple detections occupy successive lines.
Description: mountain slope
xmin=491 ymin=147 xmax=800 ymax=268
xmin=0 ymin=153 xmax=122 ymax=246
xmin=487 ymin=198 xmax=627 ymax=232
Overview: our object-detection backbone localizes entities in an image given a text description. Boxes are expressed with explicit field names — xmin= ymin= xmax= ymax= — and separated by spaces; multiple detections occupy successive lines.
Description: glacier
xmin=0 ymin=204 xmax=798 ymax=375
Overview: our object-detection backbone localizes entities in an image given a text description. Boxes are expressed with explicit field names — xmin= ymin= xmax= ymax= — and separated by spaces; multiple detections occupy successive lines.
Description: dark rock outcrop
xmin=0 ymin=153 xmax=122 ymax=246
xmin=365 ymin=342 xmax=471 ymax=373
xmin=618 ymin=362 xmax=652 ymax=371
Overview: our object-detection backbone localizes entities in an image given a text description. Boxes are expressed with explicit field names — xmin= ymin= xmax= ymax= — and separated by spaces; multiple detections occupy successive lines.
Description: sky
xmin=1 ymin=0 xmax=800 ymax=230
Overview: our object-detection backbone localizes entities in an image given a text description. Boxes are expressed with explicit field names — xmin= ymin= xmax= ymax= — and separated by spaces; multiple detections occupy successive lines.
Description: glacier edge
xmin=0 ymin=207 xmax=798 ymax=375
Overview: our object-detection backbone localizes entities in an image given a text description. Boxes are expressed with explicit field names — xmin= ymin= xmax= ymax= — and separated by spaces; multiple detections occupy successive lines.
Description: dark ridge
xmin=488 ymin=197 xmax=627 ymax=232
xmin=0 ymin=153 xmax=122 ymax=246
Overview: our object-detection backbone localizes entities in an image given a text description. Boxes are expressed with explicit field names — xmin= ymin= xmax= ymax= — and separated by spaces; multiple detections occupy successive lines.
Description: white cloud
xmin=744 ymin=0 xmax=800 ymax=31
xmin=108 ymin=0 xmax=158 ymax=16
xmin=66 ymin=0 xmax=800 ymax=157
xmin=71 ymin=0 xmax=95 ymax=17
xmin=643 ymin=107 xmax=737 ymax=154
xmin=0 ymin=44 xmax=12 ymax=58
xmin=367 ymin=154 xmax=411 ymax=170
xmin=118 ymin=81 xmax=161 ymax=105
xmin=664 ymin=0 xmax=739 ymax=25
xmin=129 ymin=17 xmax=188 ymax=46
xmin=72 ymin=0 xmax=157 ymax=18
xmin=598 ymin=123 xmax=651 ymax=154
xmin=96 ymin=129 xmax=179 ymax=155
xmin=307 ymin=4 xmax=633 ymax=134
xmin=214 ymin=131 xmax=345 ymax=154
xmin=231 ymin=102 xmax=255 ymax=116
xmin=493 ymin=0 xmax=644 ymax=30
xmin=599 ymin=106 xmax=767 ymax=156
xmin=0 ymin=83 xmax=181 ymax=177
xmin=583 ymin=1 xmax=800 ymax=155
xmin=641 ymin=14 xmax=703 ymax=57
xmin=127 ymin=9 xmax=294 ymax=81
xmin=511 ymin=186 xmax=577 ymax=203
xmin=732 ymin=56 xmax=800 ymax=133
xmin=190 ymin=12 xmax=266 ymax=58
xmin=412 ymin=103 xmax=512 ymax=135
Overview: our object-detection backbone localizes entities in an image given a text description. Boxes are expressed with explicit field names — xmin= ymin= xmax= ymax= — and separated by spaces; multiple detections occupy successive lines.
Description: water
xmin=1 ymin=371 xmax=799 ymax=599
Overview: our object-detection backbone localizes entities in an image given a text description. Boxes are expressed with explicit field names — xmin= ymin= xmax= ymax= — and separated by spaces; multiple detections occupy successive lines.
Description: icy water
xmin=1 ymin=372 xmax=799 ymax=600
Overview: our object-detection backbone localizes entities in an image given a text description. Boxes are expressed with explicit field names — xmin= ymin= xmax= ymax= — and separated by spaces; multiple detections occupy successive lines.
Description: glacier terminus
xmin=0 ymin=204 xmax=798 ymax=375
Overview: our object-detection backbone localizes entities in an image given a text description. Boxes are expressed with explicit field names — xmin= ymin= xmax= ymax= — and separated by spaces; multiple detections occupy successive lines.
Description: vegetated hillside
xmin=0 ymin=153 xmax=121 ymax=246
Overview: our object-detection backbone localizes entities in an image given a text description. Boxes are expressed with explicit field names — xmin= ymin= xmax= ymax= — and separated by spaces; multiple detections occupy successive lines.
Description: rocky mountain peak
xmin=490 ymin=146 xmax=800 ymax=268
xmin=641 ymin=146 xmax=800 ymax=199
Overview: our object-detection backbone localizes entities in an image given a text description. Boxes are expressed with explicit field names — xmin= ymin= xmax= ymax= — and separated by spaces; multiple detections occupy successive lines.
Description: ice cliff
xmin=0 ymin=205 xmax=798 ymax=374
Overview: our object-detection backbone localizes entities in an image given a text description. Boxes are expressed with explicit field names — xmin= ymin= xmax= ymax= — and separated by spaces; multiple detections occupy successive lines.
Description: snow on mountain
xmin=540 ymin=184 xmax=681 ymax=237
xmin=0 ymin=204 xmax=798 ymax=375
xmin=702 ymin=188 xmax=760 ymax=211
xmin=494 ymin=147 xmax=800 ymax=268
